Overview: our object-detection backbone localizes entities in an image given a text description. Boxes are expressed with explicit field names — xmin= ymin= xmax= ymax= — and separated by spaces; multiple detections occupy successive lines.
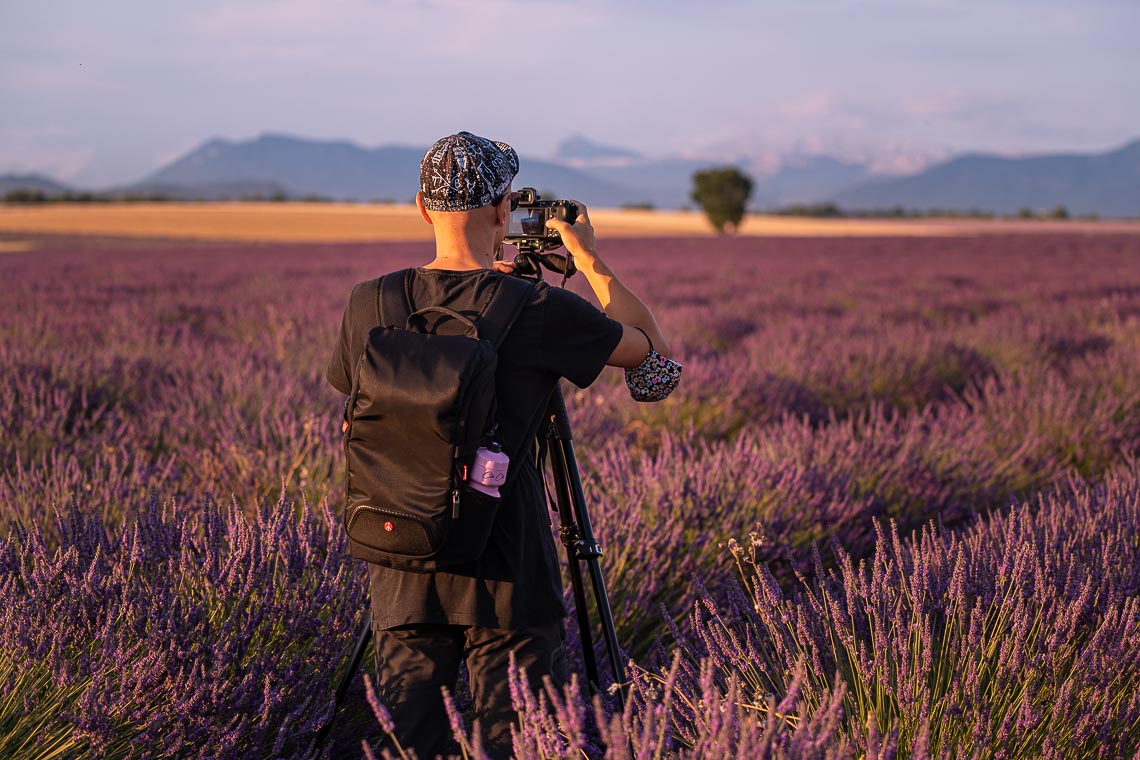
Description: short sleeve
xmin=541 ymin=286 xmax=623 ymax=388
xmin=326 ymin=279 xmax=378 ymax=395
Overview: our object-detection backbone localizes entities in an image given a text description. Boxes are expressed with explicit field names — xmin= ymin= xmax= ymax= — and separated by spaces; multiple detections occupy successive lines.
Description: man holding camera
xmin=326 ymin=131 xmax=674 ymax=757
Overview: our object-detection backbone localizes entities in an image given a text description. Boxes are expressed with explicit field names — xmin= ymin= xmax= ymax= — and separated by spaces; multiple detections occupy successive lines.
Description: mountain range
xmin=0 ymin=174 xmax=74 ymax=196
xmin=828 ymin=141 xmax=1140 ymax=217
xmin=4 ymin=134 xmax=1138 ymax=217
xmin=137 ymin=134 xmax=646 ymax=208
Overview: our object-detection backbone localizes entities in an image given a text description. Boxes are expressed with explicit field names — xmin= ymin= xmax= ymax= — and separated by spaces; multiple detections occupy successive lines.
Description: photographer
xmin=326 ymin=131 xmax=675 ymax=758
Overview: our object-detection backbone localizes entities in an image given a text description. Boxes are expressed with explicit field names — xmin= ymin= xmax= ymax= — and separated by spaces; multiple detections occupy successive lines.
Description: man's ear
xmin=415 ymin=192 xmax=433 ymax=224
xmin=495 ymin=194 xmax=511 ymax=227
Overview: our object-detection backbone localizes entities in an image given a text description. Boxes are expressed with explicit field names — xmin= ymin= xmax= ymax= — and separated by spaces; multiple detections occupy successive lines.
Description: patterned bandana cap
xmin=420 ymin=131 xmax=520 ymax=212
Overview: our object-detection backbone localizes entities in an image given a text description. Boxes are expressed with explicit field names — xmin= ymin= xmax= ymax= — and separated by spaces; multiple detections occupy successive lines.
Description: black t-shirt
xmin=327 ymin=267 xmax=623 ymax=630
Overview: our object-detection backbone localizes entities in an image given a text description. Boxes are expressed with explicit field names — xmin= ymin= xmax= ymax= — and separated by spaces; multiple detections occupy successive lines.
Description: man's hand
xmin=492 ymin=258 xmax=516 ymax=275
xmin=546 ymin=201 xmax=600 ymax=271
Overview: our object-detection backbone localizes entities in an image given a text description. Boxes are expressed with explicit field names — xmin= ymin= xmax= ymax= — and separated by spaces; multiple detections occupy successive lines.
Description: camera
xmin=503 ymin=188 xmax=578 ymax=254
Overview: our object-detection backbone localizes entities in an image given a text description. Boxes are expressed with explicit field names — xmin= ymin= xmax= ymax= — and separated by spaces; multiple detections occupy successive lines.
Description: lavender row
xmin=0 ymin=494 xmax=368 ymax=758
xmin=671 ymin=461 xmax=1140 ymax=759
xmin=9 ymin=464 xmax=1132 ymax=758
xmin=369 ymin=463 xmax=1140 ymax=759
xmin=4 ymin=234 xmax=1140 ymax=537
xmin=6 ymin=337 xmax=1133 ymax=557
xmin=578 ymin=355 xmax=1139 ymax=654
xmin=5 ymin=351 xmax=1135 ymax=668
xmin=373 ymin=658 xmax=874 ymax=760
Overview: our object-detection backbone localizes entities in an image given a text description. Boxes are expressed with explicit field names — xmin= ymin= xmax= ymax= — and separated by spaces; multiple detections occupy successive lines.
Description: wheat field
xmin=2 ymin=202 xmax=1137 ymax=243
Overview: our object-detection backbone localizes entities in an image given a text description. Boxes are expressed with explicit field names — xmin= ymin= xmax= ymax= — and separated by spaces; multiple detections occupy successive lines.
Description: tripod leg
xmin=550 ymin=438 xmax=628 ymax=708
xmin=545 ymin=390 xmax=628 ymax=712
xmin=585 ymin=557 xmax=626 ymax=704
xmin=550 ymin=444 xmax=602 ymax=694
xmin=564 ymin=541 xmax=601 ymax=693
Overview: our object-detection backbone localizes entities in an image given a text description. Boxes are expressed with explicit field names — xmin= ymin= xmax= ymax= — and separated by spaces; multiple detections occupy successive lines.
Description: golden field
xmin=0 ymin=202 xmax=1138 ymax=243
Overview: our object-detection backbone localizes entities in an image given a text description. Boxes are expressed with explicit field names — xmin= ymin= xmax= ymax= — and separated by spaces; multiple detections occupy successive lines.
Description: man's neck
xmin=423 ymin=236 xmax=497 ymax=271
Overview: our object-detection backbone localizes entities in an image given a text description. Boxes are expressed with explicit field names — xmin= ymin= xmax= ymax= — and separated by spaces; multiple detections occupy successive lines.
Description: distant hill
xmin=0 ymin=171 xmax=287 ymax=201
xmin=759 ymin=155 xmax=872 ymax=207
xmin=580 ymin=153 xmax=875 ymax=210
xmin=141 ymin=134 xmax=423 ymax=202
xmin=587 ymin=156 xmax=730 ymax=209
xmin=830 ymin=139 xmax=1140 ymax=217
xmin=0 ymin=174 xmax=74 ymax=195
xmin=141 ymin=134 xmax=646 ymax=207
xmin=8 ymin=134 xmax=1138 ymax=216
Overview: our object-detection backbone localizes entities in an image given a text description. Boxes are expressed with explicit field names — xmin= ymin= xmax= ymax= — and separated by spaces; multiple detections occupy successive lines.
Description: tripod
xmin=543 ymin=388 xmax=627 ymax=707
xmin=308 ymin=386 xmax=626 ymax=757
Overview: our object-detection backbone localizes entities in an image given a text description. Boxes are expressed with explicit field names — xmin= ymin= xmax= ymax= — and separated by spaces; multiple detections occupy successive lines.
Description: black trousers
xmin=372 ymin=620 xmax=568 ymax=759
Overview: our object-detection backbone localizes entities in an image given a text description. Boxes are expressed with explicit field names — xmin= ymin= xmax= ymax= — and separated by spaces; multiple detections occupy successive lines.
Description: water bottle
xmin=468 ymin=441 xmax=509 ymax=498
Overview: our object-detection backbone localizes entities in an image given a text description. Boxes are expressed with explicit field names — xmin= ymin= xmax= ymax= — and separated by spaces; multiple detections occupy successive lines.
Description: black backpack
xmin=342 ymin=269 xmax=535 ymax=572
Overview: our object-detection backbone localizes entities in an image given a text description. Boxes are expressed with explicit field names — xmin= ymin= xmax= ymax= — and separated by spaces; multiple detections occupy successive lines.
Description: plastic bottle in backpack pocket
xmin=468 ymin=442 xmax=509 ymax=498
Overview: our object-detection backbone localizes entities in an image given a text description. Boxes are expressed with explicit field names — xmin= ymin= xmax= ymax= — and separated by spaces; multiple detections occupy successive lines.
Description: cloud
xmin=0 ymin=138 xmax=95 ymax=181
xmin=772 ymin=89 xmax=1023 ymax=139
xmin=777 ymin=92 xmax=870 ymax=133
xmin=190 ymin=0 xmax=599 ymax=68
xmin=695 ymin=86 xmax=1061 ymax=177
xmin=698 ymin=92 xmax=964 ymax=177
xmin=777 ymin=91 xmax=840 ymax=120
xmin=899 ymin=89 xmax=1021 ymax=124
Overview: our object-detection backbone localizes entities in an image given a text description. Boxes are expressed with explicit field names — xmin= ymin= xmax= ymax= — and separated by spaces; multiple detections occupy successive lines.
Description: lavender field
xmin=2 ymin=232 xmax=1140 ymax=759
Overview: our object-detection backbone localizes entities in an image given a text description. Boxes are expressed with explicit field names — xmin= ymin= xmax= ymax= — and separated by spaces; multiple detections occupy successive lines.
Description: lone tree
xmin=691 ymin=166 xmax=753 ymax=233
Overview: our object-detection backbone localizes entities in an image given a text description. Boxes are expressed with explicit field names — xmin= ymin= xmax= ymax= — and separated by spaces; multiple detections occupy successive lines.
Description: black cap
xmin=419 ymin=131 xmax=519 ymax=212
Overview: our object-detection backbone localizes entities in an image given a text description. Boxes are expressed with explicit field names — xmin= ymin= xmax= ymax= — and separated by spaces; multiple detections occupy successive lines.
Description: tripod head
xmin=511 ymin=248 xmax=578 ymax=282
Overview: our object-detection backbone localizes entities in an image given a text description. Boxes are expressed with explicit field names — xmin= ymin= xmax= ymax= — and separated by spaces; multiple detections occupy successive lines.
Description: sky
xmin=2 ymin=0 xmax=1138 ymax=188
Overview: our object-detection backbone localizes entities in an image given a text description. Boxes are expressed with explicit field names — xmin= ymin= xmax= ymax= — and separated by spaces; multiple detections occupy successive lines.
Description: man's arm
xmin=328 ymin=281 xmax=370 ymax=433
xmin=545 ymin=203 xmax=672 ymax=369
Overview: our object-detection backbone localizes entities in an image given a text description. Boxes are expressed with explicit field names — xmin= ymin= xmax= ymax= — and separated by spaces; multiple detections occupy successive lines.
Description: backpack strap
xmin=378 ymin=269 xmax=414 ymax=328
xmin=378 ymin=268 xmax=533 ymax=342
xmin=476 ymin=276 xmax=536 ymax=349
